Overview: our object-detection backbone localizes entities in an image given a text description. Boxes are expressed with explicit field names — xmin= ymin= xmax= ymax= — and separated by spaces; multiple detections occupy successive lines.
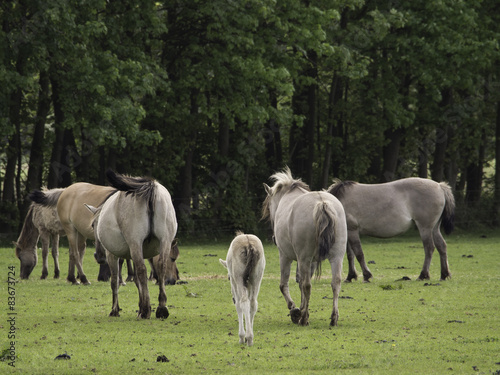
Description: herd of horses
xmin=14 ymin=167 xmax=455 ymax=346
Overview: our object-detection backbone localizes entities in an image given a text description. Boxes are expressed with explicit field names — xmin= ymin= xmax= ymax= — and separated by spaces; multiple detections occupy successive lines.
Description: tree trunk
xmin=26 ymin=71 xmax=51 ymax=193
xmin=47 ymin=70 xmax=74 ymax=188
xmin=1 ymin=60 xmax=24 ymax=231
xmin=381 ymin=127 xmax=403 ymax=182
xmin=290 ymin=51 xmax=317 ymax=185
xmin=321 ymin=73 xmax=344 ymax=188
xmin=264 ymin=93 xmax=282 ymax=171
xmin=495 ymin=101 xmax=500 ymax=225
xmin=465 ymin=129 xmax=486 ymax=206
xmin=431 ymin=88 xmax=452 ymax=181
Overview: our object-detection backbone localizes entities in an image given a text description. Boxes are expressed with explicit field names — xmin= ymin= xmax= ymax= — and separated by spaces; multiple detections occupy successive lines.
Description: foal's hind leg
xmin=433 ymin=227 xmax=451 ymax=280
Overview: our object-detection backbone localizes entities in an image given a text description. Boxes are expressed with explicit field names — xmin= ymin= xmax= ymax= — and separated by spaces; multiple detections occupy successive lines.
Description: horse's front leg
xmin=153 ymin=243 xmax=169 ymax=319
xmin=51 ymin=233 xmax=60 ymax=279
xmin=297 ymin=260 xmax=312 ymax=326
xmin=107 ymin=253 xmax=121 ymax=317
xmin=40 ymin=232 xmax=50 ymax=280
xmin=279 ymin=255 xmax=297 ymax=322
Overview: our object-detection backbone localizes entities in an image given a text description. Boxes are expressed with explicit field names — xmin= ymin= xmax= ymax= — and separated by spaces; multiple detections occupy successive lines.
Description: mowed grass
xmin=1 ymin=230 xmax=499 ymax=374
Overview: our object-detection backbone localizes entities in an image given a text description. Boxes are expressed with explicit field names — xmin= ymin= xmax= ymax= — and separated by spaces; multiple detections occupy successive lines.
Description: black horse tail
xmin=313 ymin=199 xmax=336 ymax=277
xmin=28 ymin=188 xmax=63 ymax=207
xmin=439 ymin=182 xmax=455 ymax=235
xmin=106 ymin=169 xmax=157 ymax=240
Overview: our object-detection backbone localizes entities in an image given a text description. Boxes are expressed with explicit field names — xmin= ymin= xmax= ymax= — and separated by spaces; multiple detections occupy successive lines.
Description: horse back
xmin=58 ymin=182 xmax=116 ymax=239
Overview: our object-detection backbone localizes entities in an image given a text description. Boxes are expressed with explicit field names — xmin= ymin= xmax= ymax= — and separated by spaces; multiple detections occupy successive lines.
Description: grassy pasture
xmin=1 ymin=230 xmax=499 ymax=374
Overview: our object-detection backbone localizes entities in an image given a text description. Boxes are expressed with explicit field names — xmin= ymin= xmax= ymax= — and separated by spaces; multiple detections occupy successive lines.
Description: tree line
xmin=1 ymin=0 xmax=499 ymax=235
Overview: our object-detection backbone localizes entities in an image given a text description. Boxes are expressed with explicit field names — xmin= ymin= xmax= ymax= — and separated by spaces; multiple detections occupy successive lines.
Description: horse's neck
xmin=17 ymin=206 xmax=40 ymax=247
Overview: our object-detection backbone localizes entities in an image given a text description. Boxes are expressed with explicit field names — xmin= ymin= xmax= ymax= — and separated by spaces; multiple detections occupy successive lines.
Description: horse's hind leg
xmin=65 ymin=229 xmax=79 ymax=284
xmin=51 ymin=233 xmax=60 ymax=279
xmin=329 ymin=255 xmax=343 ymax=326
xmin=108 ymin=253 xmax=121 ymax=317
xmin=75 ymin=234 xmax=90 ymax=285
xmin=131 ymin=244 xmax=151 ymax=319
xmin=278 ymin=255 xmax=296 ymax=315
xmin=433 ymin=227 xmax=451 ymax=280
xmin=417 ymin=228 xmax=435 ymax=280
xmin=296 ymin=260 xmax=312 ymax=326
xmin=153 ymin=242 xmax=170 ymax=319
xmin=40 ymin=232 xmax=50 ymax=279
xmin=348 ymin=231 xmax=373 ymax=282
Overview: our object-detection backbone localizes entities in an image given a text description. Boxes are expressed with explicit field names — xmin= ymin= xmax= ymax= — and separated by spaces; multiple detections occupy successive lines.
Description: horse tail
xmin=28 ymin=188 xmax=63 ymax=207
xmin=439 ymin=182 xmax=456 ymax=235
xmin=313 ymin=200 xmax=336 ymax=277
xmin=242 ymin=241 xmax=261 ymax=289
xmin=106 ymin=169 xmax=157 ymax=240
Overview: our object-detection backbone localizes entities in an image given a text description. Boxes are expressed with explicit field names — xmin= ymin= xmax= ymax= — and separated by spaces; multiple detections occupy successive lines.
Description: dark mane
xmin=16 ymin=204 xmax=38 ymax=252
xmin=327 ymin=179 xmax=357 ymax=200
xmin=106 ymin=169 xmax=157 ymax=241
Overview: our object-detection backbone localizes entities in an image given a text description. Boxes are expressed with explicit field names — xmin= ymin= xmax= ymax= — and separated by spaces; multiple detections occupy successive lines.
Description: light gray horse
xmin=262 ymin=167 xmax=347 ymax=327
xmin=87 ymin=170 xmax=178 ymax=319
xmin=15 ymin=188 xmax=65 ymax=279
xmin=328 ymin=177 xmax=455 ymax=282
xmin=220 ymin=232 xmax=265 ymax=346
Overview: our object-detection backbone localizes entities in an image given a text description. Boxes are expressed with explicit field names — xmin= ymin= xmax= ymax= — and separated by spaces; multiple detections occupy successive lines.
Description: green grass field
xmin=1 ymin=230 xmax=499 ymax=374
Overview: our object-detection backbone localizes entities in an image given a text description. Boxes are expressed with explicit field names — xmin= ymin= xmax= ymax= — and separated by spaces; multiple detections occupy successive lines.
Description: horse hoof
xmin=156 ymin=307 xmax=169 ymax=319
xmin=290 ymin=308 xmax=301 ymax=324
xmin=109 ymin=311 xmax=120 ymax=317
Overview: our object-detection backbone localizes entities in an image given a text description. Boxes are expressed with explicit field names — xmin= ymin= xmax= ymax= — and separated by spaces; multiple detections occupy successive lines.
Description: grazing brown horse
xmin=87 ymin=170 xmax=178 ymax=319
xmin=15 ymin=188 xmax=65 ymax=279
xmin=30 ymin=183 xmax=118 ymax=284
xmin=328 ymin=177 xmax=455 ymax=282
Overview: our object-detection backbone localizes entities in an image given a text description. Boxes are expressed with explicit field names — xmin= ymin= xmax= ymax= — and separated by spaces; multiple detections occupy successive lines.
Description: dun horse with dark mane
xmin=87 ymin=170 xmax=178 ymax=319
xmin=328 ymin=177 xmax=455 ymax=282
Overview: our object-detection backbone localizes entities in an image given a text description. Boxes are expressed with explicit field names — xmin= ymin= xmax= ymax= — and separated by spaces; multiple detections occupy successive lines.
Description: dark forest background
xmin=1 ymin=0 xmax=499 ymax=236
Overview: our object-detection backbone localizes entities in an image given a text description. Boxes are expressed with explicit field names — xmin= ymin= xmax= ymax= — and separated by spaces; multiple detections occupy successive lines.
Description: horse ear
xmin=263 ymin=183 xmax=271 ymax=195
xmin=12 ymin=241 xmax=18 ymax=248
xmin=219 ymin=259 xmax=227 ymax=269
xmin=84 ymin=204 xmax=98 ymax=214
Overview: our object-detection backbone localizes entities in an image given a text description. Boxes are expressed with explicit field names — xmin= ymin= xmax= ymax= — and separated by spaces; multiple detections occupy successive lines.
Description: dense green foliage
xmin=1 ymin=232 xmax=499 ymax=374
xmin=1 ymin=0 xmax=500 ymax=234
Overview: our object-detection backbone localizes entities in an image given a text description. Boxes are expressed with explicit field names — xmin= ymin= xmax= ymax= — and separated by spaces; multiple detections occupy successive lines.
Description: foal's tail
xmin=439 ymin=182 xmax=456 ymax=235
xmin=241 ymin=243 xmax=262 ymax=289
xmin=29 ymin=188 xmax=64 ymax=207
xmin=313 ymin=200 xmax=337 ymax=275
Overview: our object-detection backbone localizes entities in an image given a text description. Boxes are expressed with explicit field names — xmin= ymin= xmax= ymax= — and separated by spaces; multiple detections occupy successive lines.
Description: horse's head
xmin=165 ymin=239 xmax=180 ymax=285
xmin=14 ymin=241 xmax=38 ymax=279
xmin=84 ymin=204 xmax=107 ymax=265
